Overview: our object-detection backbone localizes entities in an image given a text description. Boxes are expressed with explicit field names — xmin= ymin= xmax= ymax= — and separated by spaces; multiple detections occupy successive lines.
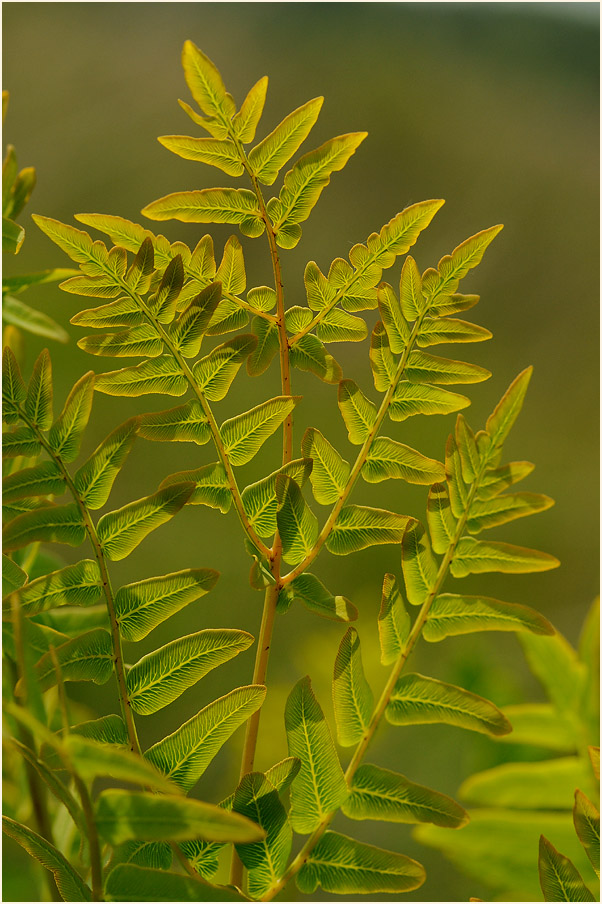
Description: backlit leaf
xmin=3 ymin=503 xmax=85 ymax=551
xmin=327 ymin=505 xmax=411 ymax=555
xmin=450 ymin=537 xmax=560 ymax=577
xmin=337 ymin=379 xmax=377 ymax=444
xmin=97 ymin=483 xmax=194 ymax=561
xmin=333 ymin=627 xmax=373 ymax=746
xmin=315 ymin=308 xmax=367 ymax=344
xmin=386 ymin=672 xmax=511 ymax=736
xmin=74 ymin=418 xmax=138 ymax=509
xmin=233 ymin=76 xmax=268 ymax=143
xmin=142 ymin=188 xmax=263 ymax=237
xmin=538 ymin=835 xmax=595 ymax=902
xmin=401 ymin=519 xmax=438 ymax=606
xmin=288 ymin=573 xmax=357 ymax=623
xmin=362 ymin=436 xmax=445 ymax=485
xmin=137 ymin=400 xmax=210 ymax=445
xmin=389 ymin=381 xmax=470 ymax=422
xmin=115 ymin=568 xmax=218 ymax=642
xmin=78 ymin=325 xmax=163 ymax=359
xmin=426 ymin=482 xmax=457 ymax=554
xmin=158 ymin=135 xmax=244 ymax=176
xmin=424 ymin=594 xmax=553 ymax=642
xmin=221 ymin=396 xmax=298 ymax=466
xmin=369 ymin=321 xmax=397 ymax=391
xmin=24 ymin=349 xmax=53 ymax=430
xmin=193 ymin=334 xmax=256 ymax=401
xmin=2 ymin=296 xmax=69 ymax=343
xmin=425 ymin=224 xmax=504 ymax=302
xmin=248 ymin=97 xmax=323 ymax=186
xmin=296 ymin=831 xmax=425 ymax=895
xmin=289 ymin=333 xmax=342 ymax=383
xmin=3 ymin=346 xmax=26 ymax=422
xmin=47 ymin=372 xmax=94 ymax=462
xmin=160 ymin=462 xmax=231 ymax=512
xmin=94 ymin=356 xmax=188 ymax=398
xmin=399 ymin=255 xmax=424 ymax=321
xmin=64 ymin=735 xmax=176 ymax=793
xmin=467 ymin=492 xmax=554 ymax=534
xmin=406 ymin=349 xmax=491 ymax=385
xmin=34 ymin=627 xmax=113 ymax=691
xmin=417 ymin=317 xmax=491 ymax=347
xmin=486 ymin=366 xmax=533 ymax=453
xmin=460 ymin=758 xmax=590 ymax=811
xmin=127 ymin=629 xmax=253 ymax=715
xmin=105 ymin=864 xmax=245 ymax=902
xmin=2 ymin=460 xmax=65 ymax=503
xmin=573 ymin=790 xmax=600 ymax=877
xmin=181 ymin=41 xmax=235 ymax=121
xmin=4 ymin=560 xmax=101 ymax=618
xmin=377 ymin=282 xmax=409 ymax=354
xmin=378 ymin=573 xmax=410 ymax=665
xmin=247 ymin=318 xmax=279 ymax=376
xmin=145 ymin=685 xmax=266 ymax=791
xmin=241 ymin=458 xmax=312 ymax=538
xmin=285 ymin=676 xmax=347 ymax=833
xmin=233 ymin=772 xmax=292 ymax=899
xmin=343 ymin=763 xmax=468 ymax=828
xmin=276 ymin=476 xmax=319 ymax=566
xmin=302 ymin=427 xmax=350 ymax=505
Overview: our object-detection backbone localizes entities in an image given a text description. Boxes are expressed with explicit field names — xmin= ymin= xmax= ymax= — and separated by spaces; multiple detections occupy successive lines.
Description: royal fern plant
xmin=2 ymin=42 xmax=567 ymax=902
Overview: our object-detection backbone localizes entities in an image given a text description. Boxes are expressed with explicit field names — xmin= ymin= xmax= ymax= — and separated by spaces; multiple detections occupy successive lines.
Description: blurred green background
xmin=3 ymin=2 xmax=599 ymax=901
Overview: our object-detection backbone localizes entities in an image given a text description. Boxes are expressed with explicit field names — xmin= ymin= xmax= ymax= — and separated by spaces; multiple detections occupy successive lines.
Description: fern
xmin=1 ymin=41 xmax=573 ymax=902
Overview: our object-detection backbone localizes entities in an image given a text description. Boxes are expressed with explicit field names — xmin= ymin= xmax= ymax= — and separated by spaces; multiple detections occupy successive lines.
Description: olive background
xmin=2 ymin=2 xmax=599 ymax=901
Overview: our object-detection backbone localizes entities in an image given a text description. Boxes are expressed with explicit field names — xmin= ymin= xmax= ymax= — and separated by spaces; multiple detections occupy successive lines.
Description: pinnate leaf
xmin=363 ymin=436 xmax=445 ymax=485
xmin=337 ymin=379 xmax=377 ymax=444
xmin=74 ymin=418 xmax=138 ymax=509
xmin=233 ymin=76 xmax=268 ymax=144
xmin=401 ymin=519 xmax=438 ymax=606
xmin=158 ymin=135 xmax=244 ymax=176
xmin=241 ymin=458 xmax=312 ymax=538
xmin=137 ymin=400 xmax=210 ymax=445
xmin=24 ymin=349 xmax=53 ymax=430
xmin=378 ymin=573 xmax=410 ymax=665
xmin=327 ymin=505 xmax=411 ymax=555
xmin=333 ymin=627 xmax=373 ymax=746
xmin=248 ymin=97 xmax=323 ymax=186
xmin=450 ymin=537 xmax=560 ymax=577
xmin=424 ymin=594 xmax=554 ymax=642
xmin=94 ymin=356 xmax=188 ymax=398
xmin=221 ymin=396 xmax=298 ymax=466
xmin=193 ymin=334 xmax=256 ymax=401
xmin=302 ymin=427 xmax=350 ymax=505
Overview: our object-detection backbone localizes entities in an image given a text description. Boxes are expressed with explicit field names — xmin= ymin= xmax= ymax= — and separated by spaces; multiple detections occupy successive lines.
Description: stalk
xmin=261 ymin=458 xmax=488 ymax=900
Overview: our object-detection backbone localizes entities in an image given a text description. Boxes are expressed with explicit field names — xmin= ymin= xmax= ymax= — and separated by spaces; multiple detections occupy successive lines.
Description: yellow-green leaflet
xmin=3 ymin=560 xmax=101 ymax=618
xmin=378 ymin=573 xmax=410 ymax=665
xmin=296 ymin=831 xmax=425 ymax=895
xmin=423 ymin=594 xmax=554 ymax=642
xmin=104 ymin=864 xmax=246 ymax=902
xmin=285 ymin=677 xmax=347 ymax=833
xmin=333 ymin=628 xmax=373 ymax=746
xmin=538 ymin=836 xmax=596 ymax=903
xmin=126 ymin=629 xmax=253 ymax=715
xmin=248 ymin=97 xmax=323 ymax=186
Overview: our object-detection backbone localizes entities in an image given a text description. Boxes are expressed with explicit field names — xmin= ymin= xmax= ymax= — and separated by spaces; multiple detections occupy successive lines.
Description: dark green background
xmin=3 ymin=3 xmax=599 ymax=901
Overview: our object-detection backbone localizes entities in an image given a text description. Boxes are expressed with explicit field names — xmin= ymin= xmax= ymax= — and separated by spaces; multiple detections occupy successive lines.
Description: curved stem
xmin=261 ymin=460 xmax=486 ymax=901
xmin=17 ymin=408 xmax=141 ymax=756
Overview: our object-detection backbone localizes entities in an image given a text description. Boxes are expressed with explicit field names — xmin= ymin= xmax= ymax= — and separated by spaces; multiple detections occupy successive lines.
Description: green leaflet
xmin=24 ymin=349 xmax=53 ymax=430
xmin=333 ymin=627 xmax=374 ymax=746
xmin=78 ymin=325 xmax=163 ymax=359
xmin=74 ymin=418 xmax=138 ymax=509
xmin=417 ymin=316 xmax=492 ymax=347
xmin=242 ymin=458 xmax=311 ymax=538
xmin=3 ymin=503 xmax=86 ymax=551
xmin=96 ymin=789 xmax=265 ymax=845
xmin=276 ymin=476 xmax=318 ymax=566
xmin=2 ymin=555 xmax=27 ymax=596
xmin=405 ymin=349 xmax=491 ymax=385
xmin=3 ymin=559 xmax=101 ymax=618
xmin=35 ymin=605 xmax=109 ymax=636
xmin=181 ymin=41 xmax=235 ymax=121
xmin=142 ymin=188 xmax=264 ymax=238
xmin=247 ymin=285 xmax=276 ymax=312
xmin=467 ymin=492 xmax=555 ymax=533
xmin=486 ymin=365 xmax=533 ymax=453
xmin=519 ymin=629 xmax=587 ymax=713
xmin=424 ymin=224 xmax=504 ymax=302
xmin=338 ymin=379 xmax=377 ymax=444
xmin=160 ymin=462 xmax=231 ymax=512
xmin=137 ymin=400 xmax=210 ymax=445
xmin=426 ymin=482 xmax=457 ymax=554
xmin=105 ymin=864 xmax=245 ymax=902
xmin=2 ymin=295 xmax=69 ymax=343
xmin=2 ymin=346 xmax=26 ymax=422
xmin=125 ymin=237 xmax=154 ymax=293
xmin=285 ymin=676 xmax=347 ymax=833
xmin=247 ymin=317 xmax=279 ymax=376
xmin=296 ymin=831 xmax=425 ymax=895
xmin=2 ymin=816 xmax=92 ymax=902
xmin=326 ymin=505 xmax=411 ymax=555
xmin=216 ymin=236 xmax=245 ymax=295
xmin=3 ymin=215 xmax=25 ymax=254
xmin=377 ymin=282 xmax=409 ymax=353
xmin=288 ymin=573 xmax=357 ymax=622
xmin=450 ymin=537 xmax=560 ymax=577
xmin=460 ymin=757 xmax=590 ymax=811
xmin=423 ymin=594 xmax=554 ymax=642
xmin=573 ymin=790 xmax=600 ymax=877
xmin=3 ymin=425 xmax=41 ymax=458
xmin=2 ymin=460 xmax=65 ymax=503
xmin=106 ymin=840 xmax=172 ymax=875
xmin=399 ymin=255 xmax=425 ymax=321
xmin=233 ymin=76 xmax=268 ymax=144
xmin=268 ymin=132 xmax=367 ymax=248
xmin=378 ymin=573 xmax=410 ymax=665
xmin=431 ymin=292 xmax=480 ymax=316
xmin=145 ymin=685 xmax=266 ymax=791
xmin=455 ymin=412 xmax=480 ymax=483
xmin=233 ymin=773 xmax=292 ymax=899
xmin=589 ymin=748 xmax=600 ymax=781
xmin=289 ymin=333 xmax=342 ymax=383
xmin=63 ymin=735 xmax=177 ymax=793
xmin=369 ymin=321 xmax=397 ymax=391
xmin=60 ymin=273 xmax=121 ymax=299
xmin=126 ymin=629 xmax=253 ymax=715
xmin=478 ymin=460 xmax=535 ymax=499
xmin=363 ymin=436 xmax=445 ymax=485
xmin=147 ymin=255 xmax=184 ymax=323
xmin=248 ymin=96 xmax=323 ymax=186
xmin=386 ymin=672 xmax=511 ymax=736
xmin=115 ymin=568 xmax=218 ymax=642
xmin=70 ymin=714 xmax=129 ymax=746
xmin=158 ymin=135 xmax=244 ymax=176
xmin=46 ymin=371 xmax=94 ymax=461
xmin=343 ymin=763 xmax=468 ymax=828
xmin=445 ymin=433 xmax=470 ymax=518
xmin=538 ymin=836 xmax=595 ymax=902
xmin=71 ymin=296 xmax=144 ymax=330
xmin=389 ymin=381 xmax=470 ymax=422
xmin=34 ymin=627 xmax=113 ymax=691
xmin=315 ymin=308 xmax=367 ymax=344
xmin=94 ymin=356 xmax=188 ymax=398
xmin=302 ymin=427 xmax=350 ymax=505
xmin=193 ymin=333 xmax=256 ymax=401
xmin=401 ymin=519 xmax=438 ymax=606
xmin=97 ymin=482 xmax=194 ymax=561
xmin=32 ymin=214 xmax=110 ymax=276
xmin=221 ymin=396 xmax=299 ymax=466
